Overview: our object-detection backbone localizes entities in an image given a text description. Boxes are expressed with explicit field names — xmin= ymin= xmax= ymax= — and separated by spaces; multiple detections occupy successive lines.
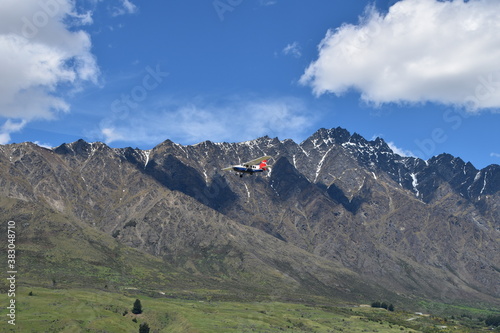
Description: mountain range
xmin=1 ymin=127 xmax=498 ymax=307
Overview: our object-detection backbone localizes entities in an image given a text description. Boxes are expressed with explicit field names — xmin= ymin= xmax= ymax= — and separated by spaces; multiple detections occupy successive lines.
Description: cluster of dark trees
xmin=371 ymin=301 xmax=395 ymax=311
xmin=139 ymin=323 xmax=150 ymax=333
xmin=131 ymin=299 xmax=150 ymax=333
xmin=485 ymin=315 xmax=500 ymax=327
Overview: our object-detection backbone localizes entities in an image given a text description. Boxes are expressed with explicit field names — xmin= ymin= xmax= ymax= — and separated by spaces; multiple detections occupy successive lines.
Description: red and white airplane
xmin=222 ymin=155 xmax=272 ymax=177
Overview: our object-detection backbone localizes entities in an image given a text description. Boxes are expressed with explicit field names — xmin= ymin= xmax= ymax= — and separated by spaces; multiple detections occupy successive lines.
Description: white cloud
xmin=101 ymin=127 xmax=126 ymax=143
xmin=0 ymin=0 xmax=99 ymax=142
xmin=300 ymin=0 xmax=500 ymax=111
xmin=0 ymin=120 xmax=27 ymax=144
xmin=122 ymin=0 xmax=137 ymax=13
xmin=282 ymin=41 xmax=302 ymax=58
xmin=387 ymin=141 xmax=415 ymax=157
xmin=34 ymin=141 xmax=53 ymax=149
xmin=260 ymin=0 xmax=278 ymax=6
xmin=490 ymin=152 xmax=500 ymax=158
xmin=98 ymin=96 xmax=315 ymax=145
xmin=111 ymin=0 xmax=138 ymax=17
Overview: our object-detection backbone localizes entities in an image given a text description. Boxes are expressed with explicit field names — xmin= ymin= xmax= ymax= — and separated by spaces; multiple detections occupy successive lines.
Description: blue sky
xmin=1 ymin=0 xmax=500 ymax=169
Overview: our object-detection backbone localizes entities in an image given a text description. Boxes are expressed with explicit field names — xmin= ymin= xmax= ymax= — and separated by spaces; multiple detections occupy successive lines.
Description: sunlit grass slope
xmin=0 ymin=286 xmax=494 ymax=333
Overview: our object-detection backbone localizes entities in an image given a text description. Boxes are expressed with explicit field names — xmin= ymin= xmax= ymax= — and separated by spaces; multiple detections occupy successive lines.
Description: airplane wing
xmin=221 ymin=166 xmax=234 ymax=171
xmin=242 ymin=155 xmax=272 ymax=167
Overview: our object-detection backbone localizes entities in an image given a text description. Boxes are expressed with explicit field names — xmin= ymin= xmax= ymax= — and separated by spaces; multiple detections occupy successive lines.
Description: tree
xmin=388 ymin=304 xmax=395 ymax=312
xmin=485 ymin=315 xmax=500 ymax=327
xmin=371 ymin=301 xmax=381 ymax=308
xmin=139 ymin=322 xmax=150 ymax=333
xmin=132 ymin=299 xmax=143 ymax=314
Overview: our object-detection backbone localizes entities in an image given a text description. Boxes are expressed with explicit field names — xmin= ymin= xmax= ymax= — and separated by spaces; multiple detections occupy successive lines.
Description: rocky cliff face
xmin=1 ymin=128 xmax=498 ymax=305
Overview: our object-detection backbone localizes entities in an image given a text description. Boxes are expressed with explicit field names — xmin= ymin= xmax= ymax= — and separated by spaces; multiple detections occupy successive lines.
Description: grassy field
xmin=0 ymin=286 xmax=496 ymax=333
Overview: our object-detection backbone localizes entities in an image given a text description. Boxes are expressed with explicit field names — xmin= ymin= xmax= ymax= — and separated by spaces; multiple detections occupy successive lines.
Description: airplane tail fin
xmin=260 ymin=160 xmax=268 ymax=171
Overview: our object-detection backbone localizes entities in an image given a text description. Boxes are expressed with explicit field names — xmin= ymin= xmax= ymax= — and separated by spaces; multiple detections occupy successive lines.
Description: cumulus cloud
xmin=0 ymin=0 xmax=99 ymax=141
xmin=300 ymin=0 xmax=500 ymax=111
xmin=98 ymin=97 xmax=314 ymax=145
xmin=0 ymin=120 xmax=27 ymax=144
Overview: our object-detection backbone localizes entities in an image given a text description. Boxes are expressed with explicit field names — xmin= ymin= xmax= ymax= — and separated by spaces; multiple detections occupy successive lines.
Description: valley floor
xmin=0 ymin=286 xmax=495 ymax=332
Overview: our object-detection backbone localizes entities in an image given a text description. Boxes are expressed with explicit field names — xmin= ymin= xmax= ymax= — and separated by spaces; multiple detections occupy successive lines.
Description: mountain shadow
xmin=145 ymin=154 xmax=237 ymax=211
xmin=269 ymin=157 xmax=310 ymax=201
xmin=327 ymin=183 xmax=365 ymax=214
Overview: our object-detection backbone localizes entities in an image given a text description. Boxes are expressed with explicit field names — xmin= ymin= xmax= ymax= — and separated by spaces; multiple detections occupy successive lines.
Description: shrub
xmin=124 ymin=220 xmax=137 ymax=228
xmin=139 ymin=322 xmax=150 ymax=333
xmin=371 ymin=301 xmax=394 ymax=311
xmin=485 ymin=315 xmax=500 ymax=327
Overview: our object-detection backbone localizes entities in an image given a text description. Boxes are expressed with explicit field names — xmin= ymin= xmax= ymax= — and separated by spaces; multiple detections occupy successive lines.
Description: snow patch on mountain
xmin=410 ymin=173 xmax=419 ymax=198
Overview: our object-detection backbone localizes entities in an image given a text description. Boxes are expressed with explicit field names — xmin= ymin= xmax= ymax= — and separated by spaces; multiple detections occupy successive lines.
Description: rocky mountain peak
xmin=309 ymin=127 xmax=352 ymax=144
xmin=4 ymin=127 xmax=497 ymax=306
xmin=53 ymin=139 xmax=110 ymax=157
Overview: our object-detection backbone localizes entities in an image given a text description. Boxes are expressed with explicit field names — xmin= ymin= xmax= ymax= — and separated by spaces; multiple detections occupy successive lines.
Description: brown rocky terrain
xmin=0 ymin=127 xmax=498 ymax=307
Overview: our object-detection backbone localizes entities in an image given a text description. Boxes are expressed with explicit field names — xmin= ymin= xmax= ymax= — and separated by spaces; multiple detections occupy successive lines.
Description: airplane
xmin=222 ymin=155 xmax=272 ymax=177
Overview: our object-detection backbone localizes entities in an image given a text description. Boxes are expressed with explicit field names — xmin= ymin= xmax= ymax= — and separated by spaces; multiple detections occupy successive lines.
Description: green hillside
xmin=1 ymin=286 xmax=496 ymax=332
xmin=1 ymin=197 xmax=497 ymax=332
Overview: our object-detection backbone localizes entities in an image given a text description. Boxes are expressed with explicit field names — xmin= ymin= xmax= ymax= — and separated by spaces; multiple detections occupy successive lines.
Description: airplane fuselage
xmin=232 ymin=165 xmax=265 ymax=174
xmin=222 ymin=155 xmax=271 ymax=178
